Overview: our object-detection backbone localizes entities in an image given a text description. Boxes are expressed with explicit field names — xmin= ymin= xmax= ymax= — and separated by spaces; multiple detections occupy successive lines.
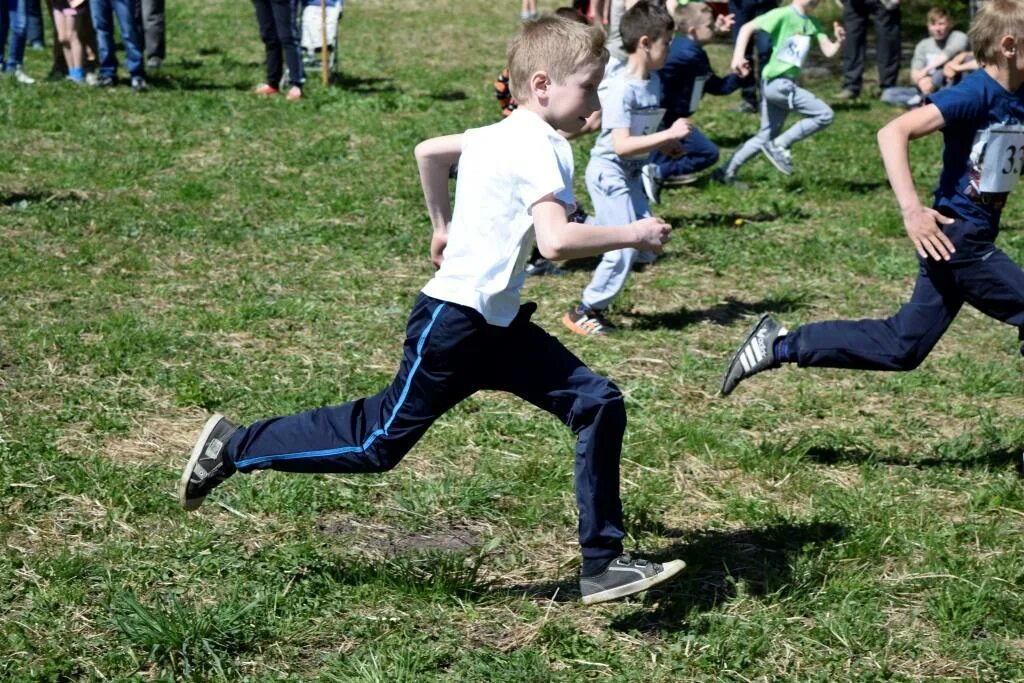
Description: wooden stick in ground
xmin=321 ymin=0 xmax=329 ymax=86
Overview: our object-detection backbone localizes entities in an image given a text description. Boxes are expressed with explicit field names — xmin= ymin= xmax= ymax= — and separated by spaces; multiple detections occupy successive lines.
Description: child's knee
xmin=818 ymin=106 xmax=835 ymax=127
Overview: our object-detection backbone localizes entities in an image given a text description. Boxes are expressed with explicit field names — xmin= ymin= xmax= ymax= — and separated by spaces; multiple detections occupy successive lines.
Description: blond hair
xmin=969 ymin=0 xmax=1024 ymax=64
xmin=507 ymin=15 xmax=608 ymax=102
xmin=673 ymin=1 xmax=711 ymax=34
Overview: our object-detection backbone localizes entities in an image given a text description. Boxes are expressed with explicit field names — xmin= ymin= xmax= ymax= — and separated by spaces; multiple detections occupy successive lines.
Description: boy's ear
xmin=998 ymin=34 xmax=1017 ymax=57
xmin=529 ymin=70 xmax=550 ymax=99
xmin=637 ymin=34 xmax=652 ymax=51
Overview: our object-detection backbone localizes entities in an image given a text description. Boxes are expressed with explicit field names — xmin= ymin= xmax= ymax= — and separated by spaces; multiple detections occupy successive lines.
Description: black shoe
xmin=580 ymin=554 xmax=686 ymax=605
xmin=525 ymin=257 xmax=566 ymax=277
xmin=130 ymin=76 xmax=147 ymax=92
xmin=720 ymin=314 xmax=788 ymax=396
xmin=178 ymin=415 xmax=239 ymax=511
xmin=734 ymin=100 xmax=757 ymax=114
xmin=94 ymin=75 xmax=116 ymax=88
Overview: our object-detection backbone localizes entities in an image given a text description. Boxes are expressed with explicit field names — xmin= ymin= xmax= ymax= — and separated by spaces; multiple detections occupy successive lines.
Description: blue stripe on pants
xmin=225 ymin=294 xmax=627 ymax=561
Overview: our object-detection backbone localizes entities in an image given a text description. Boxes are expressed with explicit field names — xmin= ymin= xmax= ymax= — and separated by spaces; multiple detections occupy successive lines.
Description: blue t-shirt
xmin=929 ymin=69 xmax=1024 ymax=228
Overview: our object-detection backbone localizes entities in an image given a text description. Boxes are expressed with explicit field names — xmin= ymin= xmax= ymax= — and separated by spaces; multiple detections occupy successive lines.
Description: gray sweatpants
xmin=581 ymin=156 xmax=652 ymax=311
xmin=723 ymin=77 xmax=834 ymax=176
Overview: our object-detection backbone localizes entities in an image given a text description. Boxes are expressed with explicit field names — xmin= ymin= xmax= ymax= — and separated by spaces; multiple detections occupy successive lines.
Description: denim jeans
xmin=1 ymin=0 xmax=28 ymax=71
xmin=89 ymin=0 xmax=144 ymax=78
xmin=228 ymin=294 xmax=627 ymax=563
xmin=25 ymin=0 xmax=40 ymax=46
xmin=252 ymin=0 xmax=304 ymax=87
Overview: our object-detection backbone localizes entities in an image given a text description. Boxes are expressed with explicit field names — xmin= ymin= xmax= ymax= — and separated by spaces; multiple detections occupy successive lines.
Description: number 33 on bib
xmin=975 ymin=123 xmax=1024 ymax=194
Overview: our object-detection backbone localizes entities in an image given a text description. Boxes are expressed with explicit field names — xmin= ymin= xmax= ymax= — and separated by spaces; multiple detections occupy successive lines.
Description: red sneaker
xmin=253 ymin=83 xmax=279 ymax=95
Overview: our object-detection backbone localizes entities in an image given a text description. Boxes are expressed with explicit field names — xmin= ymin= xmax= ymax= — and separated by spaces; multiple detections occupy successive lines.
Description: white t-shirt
xmin=421 ymin=109 xmax=576 ymax=326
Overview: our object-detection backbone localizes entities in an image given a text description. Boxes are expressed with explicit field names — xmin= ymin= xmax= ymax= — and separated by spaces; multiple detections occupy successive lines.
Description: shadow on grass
xmin=666 ymin=204 xmax=811 ymax=228
xmin=830 ymin=100 xmax=872 ymax=112
xmin=429 ymin=89 xmax=468 ymax=102
xmin=834 ymin=179 xmax=889 ymax=194
xmin=628 ymin=295 xmax=807 ymax=331
xmin=328 ymin=72 xmax=396 ymax=93
xmin=610 ymin=521 xmax=849 ymax=631
xmin=806 ymin=445 xmax=1024 ymax=473
xmin=1 ymin=189 xmax=89 ymax=206
xmin=492 ymin=522 xmax=848 ymax=615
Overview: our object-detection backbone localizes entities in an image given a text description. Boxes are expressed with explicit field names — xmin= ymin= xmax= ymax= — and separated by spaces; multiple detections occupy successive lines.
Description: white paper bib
xmin=626 ymin=107 xmax=666 ymax=160
xmin=689 ymin=76 xmax=707 ymax=114
xmin=777 ymin=34 xmax=811 ymax=68
xmin=979 ymin=124 xmax=1024 ymax=194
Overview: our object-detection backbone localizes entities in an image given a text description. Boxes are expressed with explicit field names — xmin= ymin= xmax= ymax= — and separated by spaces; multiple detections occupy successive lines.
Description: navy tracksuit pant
xmin=650 ymin=126 xmax=720 ymax=179
xmin=789 ymin=219 xmax=1024 ymax=370
xmin=226 ymin=294 xmax=627 ymax=562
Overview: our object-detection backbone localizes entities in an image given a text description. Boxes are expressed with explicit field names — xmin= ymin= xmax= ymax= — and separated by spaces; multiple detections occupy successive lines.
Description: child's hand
xmin=833 ymin=22 xmax=846 ymax=43
xmin=632 ymin=216 xmax=672 ymax=253
xmin=660 ymin=139 xmax=684 ymax=158
xmin=430 ymin=230 xmax=448 ymax=269
xmin=667 ymin=117 xmax=691 ymax=140
xmin=715 ymin=13 xmax=735 ymax=33
xmin=902 ymin=205 xmax=955 ymax=261
xmin=731 ymin=57 xmax=751 ymax=77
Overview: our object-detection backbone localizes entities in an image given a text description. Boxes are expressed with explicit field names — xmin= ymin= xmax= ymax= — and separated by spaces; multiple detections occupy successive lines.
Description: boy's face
xmin=645 ymin=30 xmax=673 ymax=71
xmin=928 ymin=17 xmax=952 ymax=41
xmin=544 ymin=59 xmax=605 ymax=132
xmin=691 ymin=9 xmax=715 ymax=44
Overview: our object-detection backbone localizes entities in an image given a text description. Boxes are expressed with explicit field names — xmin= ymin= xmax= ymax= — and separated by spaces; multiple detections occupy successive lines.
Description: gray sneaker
xmin=720 ymin=314 xmax=788 ymax=396
xmin=580 ymin=554 xmax=686 ymax=605
xmin=761 ymin=140 xmax=793 ymax=176
xmin=178 ymin=414 xmax=239 ymax=511
xmin=641 ymin=163 xmax=662 ymax=205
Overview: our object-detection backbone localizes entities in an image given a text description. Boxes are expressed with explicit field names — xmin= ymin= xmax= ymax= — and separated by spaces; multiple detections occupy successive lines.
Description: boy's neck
xmin=625 ymin=51 xmax=652 ymax=80
xmin=790 ymin=0 xmax=812 ymax=16
xmin=519 ymin=101 xmax=556 ymax=128
xmin=987 ymin=62 xmax=1023 ymax=92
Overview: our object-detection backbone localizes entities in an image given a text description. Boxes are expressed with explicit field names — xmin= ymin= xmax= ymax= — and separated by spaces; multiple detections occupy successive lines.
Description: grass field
xmin=4 ymin=0 xmax=1024 ymax=680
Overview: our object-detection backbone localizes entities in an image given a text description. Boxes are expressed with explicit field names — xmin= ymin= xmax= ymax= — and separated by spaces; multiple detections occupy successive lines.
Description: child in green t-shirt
xmin=713 ymin=0 xmax=845 ymax=183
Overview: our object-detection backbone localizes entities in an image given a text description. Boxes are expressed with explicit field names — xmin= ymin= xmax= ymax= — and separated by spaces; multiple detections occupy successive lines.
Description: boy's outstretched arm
xmin=730 ymin=20 xmax=757 ymax=75
xmin=877 ymin=104 xmax=955 ymax=261
xmin=532 ymin=196 xmax=671 ymax=261
xmin=414 ymin=134 xmax=463 ymax=268
xmin=818 ymin=22 xmax=846 ymax=58
xmin=611 ymin=118 xmax=691 ymax=159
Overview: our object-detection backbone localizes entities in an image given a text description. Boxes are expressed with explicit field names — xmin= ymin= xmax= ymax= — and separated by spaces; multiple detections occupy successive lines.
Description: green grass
xmin=3 ymin=0 xmax=1024 ymax=680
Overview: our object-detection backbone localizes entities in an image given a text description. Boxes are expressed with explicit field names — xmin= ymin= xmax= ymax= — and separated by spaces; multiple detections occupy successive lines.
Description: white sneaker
xmin=14 ymin=68 xmax=35 ymax=85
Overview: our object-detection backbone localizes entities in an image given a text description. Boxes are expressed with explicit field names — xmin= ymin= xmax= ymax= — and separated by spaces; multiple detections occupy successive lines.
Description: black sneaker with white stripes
xmin=720 ymin=313 xmax=788 ymax=396
xmin=178 ymin=414 xmax=239 ymax=511
xmin=580 ymin=554 xmax=686 ymax=605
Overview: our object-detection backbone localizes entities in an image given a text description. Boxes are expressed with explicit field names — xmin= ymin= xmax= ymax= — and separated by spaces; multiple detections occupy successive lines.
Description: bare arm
xmin=532 ymin=196 xmax=671 ymax=261
xmin=818 ymin=22 xmax=845 ymax=59
xmin=730 ymin=20 xmax=758 ymax=75
xmin=414 ymin=134 xmax=462 ymax=267
xmin=610 ymin=118 xmax=691 ymax=158
xmin=877 ymin=104 xmax=956 ymax=261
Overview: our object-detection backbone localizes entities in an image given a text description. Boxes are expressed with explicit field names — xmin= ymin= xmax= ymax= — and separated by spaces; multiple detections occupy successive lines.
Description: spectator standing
xmin=134 ymin=0 xmax=164 ymax=70
xmin=836 ymin=0 xmax=901 ymax=99
xmin=2 ymin=0 xmax=37 ymax=82
xmin=89 ymin=0 xmax=147 ymax=89
xmin=51 ymin=0 xmax=87 ymax=82
xmin=26 ymin=0 xmax=43 ymax=48
xmin=251 ymin=0 xmax=304 ymax=100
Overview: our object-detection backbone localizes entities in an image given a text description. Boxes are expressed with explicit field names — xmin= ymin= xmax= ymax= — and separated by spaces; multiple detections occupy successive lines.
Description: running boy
xmin=714 ymin=0 xmax=844 ymax=184
xmin=720 ymin=0 xmax=1024 ymax=399
xmin=642 ymin=1 xmax=744 ymax=203
xmin=563 ymin=0 xmax=689 ymax=336
xmin=179 ymin=15 xmax=684 ymax=606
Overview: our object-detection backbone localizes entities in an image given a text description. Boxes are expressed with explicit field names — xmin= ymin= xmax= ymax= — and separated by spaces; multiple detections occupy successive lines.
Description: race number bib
xmin=979 ymin=124 xmax=1024 ymax=194
xmin=777 ymin=34 xmax=811 ymax=68
xmin=625 ymin=107 xmax=666 ymax=160
xmin=689 ymin=76 xmax=708 ymax=114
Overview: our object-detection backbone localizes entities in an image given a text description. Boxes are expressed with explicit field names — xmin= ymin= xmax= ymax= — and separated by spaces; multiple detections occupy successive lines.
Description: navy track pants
xmin=226 ymin=294 xmax=627 ymax=561
xmin=790 ymin=219 xmax=1024 ymax=370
